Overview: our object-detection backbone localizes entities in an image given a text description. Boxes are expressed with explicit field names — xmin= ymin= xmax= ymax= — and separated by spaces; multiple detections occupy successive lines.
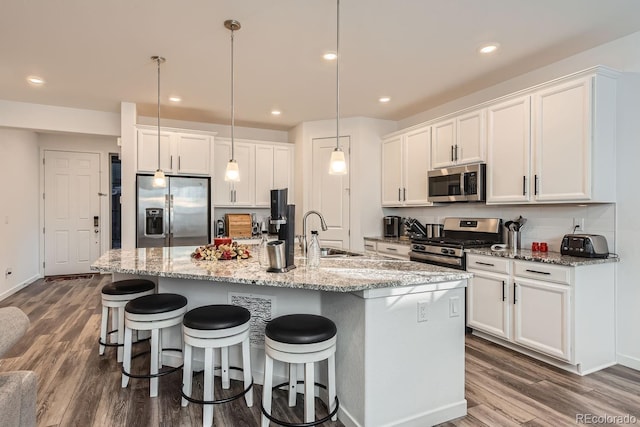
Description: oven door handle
xmin=410 ymin=252 xmax=462 ymax=268
xmin=460 ymin=172 xmax=466 ymax=195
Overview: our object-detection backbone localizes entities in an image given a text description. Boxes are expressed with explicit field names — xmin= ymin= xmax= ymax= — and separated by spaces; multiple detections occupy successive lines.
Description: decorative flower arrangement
xmin=191 ymin=242 xmax=251 ymax=261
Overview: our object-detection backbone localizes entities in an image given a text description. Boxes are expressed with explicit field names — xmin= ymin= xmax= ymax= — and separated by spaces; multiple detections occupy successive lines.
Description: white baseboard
xmin=617 ymin=353 xmax=640 ymax=371
xmin=0 ymin=274 xmax=40 ymax=301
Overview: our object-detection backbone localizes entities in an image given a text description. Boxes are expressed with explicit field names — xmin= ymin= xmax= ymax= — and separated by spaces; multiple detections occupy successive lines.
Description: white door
xmin=311 ymin=137 xmax=350 ymax=249
xmin=466 ymin=272 xmax=511 ymax=340
xmin=44 ymin=150 xmax=101 ymax=275
xmin=456 ymin=109 xmax=485 ymax=165
xmin=431 ymin=119 xmax=456 ymax=168
xmin=403 ymin=127 xmax=431 ymax=205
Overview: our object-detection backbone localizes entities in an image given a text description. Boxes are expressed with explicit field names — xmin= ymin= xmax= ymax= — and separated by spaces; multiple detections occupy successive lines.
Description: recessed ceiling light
xmin=323 ymin=52 xmax=337 ymax=61
xmin=379 ymin=96 xmax=391 ymax=103
xmin=169 ymin=96 xmax=181 ymax=102
xmin=27 ymin=76 xmax=45 ymax=85
xmin=271 ymin=110 xmax=282 ymax=116
xmin=479 ymin=43 xmax=500 ymax=54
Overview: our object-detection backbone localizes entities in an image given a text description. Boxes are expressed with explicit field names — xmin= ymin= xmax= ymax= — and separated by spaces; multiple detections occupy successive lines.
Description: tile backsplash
xmin=383 ymin=203 xmax=616 ymax=253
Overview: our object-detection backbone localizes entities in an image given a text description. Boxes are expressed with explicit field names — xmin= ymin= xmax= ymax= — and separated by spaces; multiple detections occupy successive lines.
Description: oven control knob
xmin=440 ymin=248 xmax=448 ymax=254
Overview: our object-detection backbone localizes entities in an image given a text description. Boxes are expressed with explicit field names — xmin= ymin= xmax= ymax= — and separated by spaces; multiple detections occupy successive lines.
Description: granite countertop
xmin=466 ymin=248 xmax=619 ymax=267
xmin=364 ymin=236 xmax=412 ymax=245
xmin=91 ymin=246 xmax=470 ymax=293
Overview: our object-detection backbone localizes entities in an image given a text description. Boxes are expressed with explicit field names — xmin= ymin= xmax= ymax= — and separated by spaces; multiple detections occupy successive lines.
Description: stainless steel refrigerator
xmin=136 ymin=175 xmax=210 ymax=248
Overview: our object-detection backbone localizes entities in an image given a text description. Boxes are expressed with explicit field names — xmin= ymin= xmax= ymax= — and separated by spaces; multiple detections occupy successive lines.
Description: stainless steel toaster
xmin=560 ymin=234 xmax=609 ymax=258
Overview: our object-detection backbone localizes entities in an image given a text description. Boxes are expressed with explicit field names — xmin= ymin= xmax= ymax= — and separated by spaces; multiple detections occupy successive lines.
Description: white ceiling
xmin=2 ymin=0 xmax=640 ymax=131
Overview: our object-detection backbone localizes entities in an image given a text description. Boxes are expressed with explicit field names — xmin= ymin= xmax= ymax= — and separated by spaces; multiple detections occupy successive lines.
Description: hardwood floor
xmin=1 ymin=274 xmax=639 ymax=426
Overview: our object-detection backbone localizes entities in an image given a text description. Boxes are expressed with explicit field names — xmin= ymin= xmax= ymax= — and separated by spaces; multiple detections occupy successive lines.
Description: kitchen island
xmin=91 ymin=246 xmax=472 ymax=427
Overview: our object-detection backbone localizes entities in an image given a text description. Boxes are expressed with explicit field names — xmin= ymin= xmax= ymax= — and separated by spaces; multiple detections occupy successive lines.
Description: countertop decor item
xmin=192 ymin=242 xmax=251 ymax=261
xmin=151 ymin=55 xmax=166 ymax=188
xmin=224 ymin=19 xmax=241 ymax=182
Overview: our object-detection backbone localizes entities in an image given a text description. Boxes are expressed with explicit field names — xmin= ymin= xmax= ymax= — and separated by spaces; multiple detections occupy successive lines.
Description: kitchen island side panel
xmin=323 ymin=283 xmax=467 ymax=427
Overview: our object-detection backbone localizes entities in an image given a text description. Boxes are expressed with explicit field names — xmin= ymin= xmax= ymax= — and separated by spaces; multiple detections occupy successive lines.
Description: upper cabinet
xmin=487 ymin=69 xmax=618 ymax=204
xmin=136 ymin=126 xmax=213 ymax=176
xmin=381 ymin=126 xmax=431 ymax=207
xmin=431 ymin=109 xmax=485 ymax=169
xmin=214 ymin=138 xmax=294 ymax=207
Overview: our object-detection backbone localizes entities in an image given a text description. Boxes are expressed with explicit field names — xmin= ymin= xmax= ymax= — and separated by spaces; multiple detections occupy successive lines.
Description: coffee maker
xmin=268 ymin=189 xmax=296 ymax=272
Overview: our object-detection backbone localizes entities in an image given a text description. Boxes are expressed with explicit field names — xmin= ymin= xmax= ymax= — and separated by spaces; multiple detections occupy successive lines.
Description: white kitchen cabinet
xmin=466 ymin=256 xmax=511 ymax=340
xmin=513 ymin=278 xmax=571 ymax=361
xmin=486 ymin=96 xmax=532 ymax=203
xmin=214 ymin=138 xmax=293 ymax=207
xmin=363 ymin=239 xmax=377 ymax=255
xmin=375 ymin=241 xmax=410 ymax=260
xmin=466 ymin=253 xmax=615 ymax=375
xmin=487 ymin=68 xmax=618 ymax=204
xmin=431 ymin=109 xmax=485 ymax=169
xmin=381 ymin=126 xmax=431 ymax=206
xmin=136 ymin=126 xmax=212 ymax=176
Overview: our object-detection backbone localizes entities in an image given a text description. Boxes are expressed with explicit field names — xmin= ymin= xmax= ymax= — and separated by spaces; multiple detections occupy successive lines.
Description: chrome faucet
xmin=300 ymin=210 xmax=328 ymax=256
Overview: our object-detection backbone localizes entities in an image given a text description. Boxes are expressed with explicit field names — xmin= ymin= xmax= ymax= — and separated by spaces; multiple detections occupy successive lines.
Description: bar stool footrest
xmin=260 ymin=381 xmax=339 ymax=427
xmin=121 ymin=348 xmax=183 ymax=379
xmin=98 ymin=329 xmax=151 ymax=348
xmin=181 ymin=366 xmax=253 ymax=405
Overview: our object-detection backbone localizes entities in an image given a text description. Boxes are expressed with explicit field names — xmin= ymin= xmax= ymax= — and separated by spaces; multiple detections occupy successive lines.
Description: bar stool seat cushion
xmin=183 ymin=305 xmax=251 ymax=330
xmin=125 ymin=293 xmax=187 ymax=315
xmin=265 ymin=314 xmax=336 ymax=345
xmin=102 ymin=279 xmax=155 ymax=295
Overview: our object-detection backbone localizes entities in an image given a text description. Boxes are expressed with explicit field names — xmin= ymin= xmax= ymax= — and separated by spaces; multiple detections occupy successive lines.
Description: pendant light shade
xmin=224 ymin=19 xmax=241 ymax=182
xmin=151 ymin=55 xmax=167 ymax=188
xmin=329 ymin=0 xmax=347 ymax=176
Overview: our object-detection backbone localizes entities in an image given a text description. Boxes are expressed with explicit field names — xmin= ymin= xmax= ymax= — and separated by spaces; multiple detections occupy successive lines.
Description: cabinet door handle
xmin=525 ymin=268 xmax=551 ymax=275
xmin=170 ymin=155 xmax=173 ymax=170
xmin=178 ymin=156 xmax=181 ymax=171
xmin=513 ymin=283 xmax=517 ymax=304
xmin=455 ymin=144 xmax=459 ymax=161
xmin=364 ymin=244 xmax=374 ymax=249
xmin=398 ymin=188 xmax=401 ymax=202
xmin=522 ymin=176 xmax=527 ymax=196
xmin=534 ymin=174 xmax=539 ymax=195
xmin=385 ymin=247 xmax=398 ymax=251
xmin=502 ymin=281 xmax=506 ymax=301
xmin=451 ymin=145 xmax=455 ymax=162
xmin=475 ymin=261 xmax=495 ymax=267
xmin=403 ymin=187 xmax=406 ymax=201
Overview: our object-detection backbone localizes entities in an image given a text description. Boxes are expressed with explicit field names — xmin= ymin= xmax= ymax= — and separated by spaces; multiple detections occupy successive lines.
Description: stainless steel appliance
xmin=428 ymin=163 xmax=486 ymax=202
xmin=136 ymin=175 xmax=210 ymax=248
xmin=410 ymin=217 xmax=502 ymax=270
xmin=383 ymin=216 xmax=402 ymax=237
xmin=561 ymin=234 xmax=609 ymax=258
xmin=268 ymin=188 xmax=296 ymax=272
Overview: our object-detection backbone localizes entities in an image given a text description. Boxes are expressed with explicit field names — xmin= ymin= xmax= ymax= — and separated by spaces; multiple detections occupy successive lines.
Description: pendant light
xmin=151 ymin=55 xmax=167 ymax=187
xmin=224 ymin=19 xmax=241 ymax=182
xmin=329 ymin=0 xmax=347 ymax=175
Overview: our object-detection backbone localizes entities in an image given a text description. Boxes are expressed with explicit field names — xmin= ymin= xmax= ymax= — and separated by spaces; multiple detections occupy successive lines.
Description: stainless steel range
xmin=410 ymin=217 xmax=502 ymax=270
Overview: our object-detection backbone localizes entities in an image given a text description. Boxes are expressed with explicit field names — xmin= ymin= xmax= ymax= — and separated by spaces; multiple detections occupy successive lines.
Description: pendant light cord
xmin=336 ymin=0 xmax=340 ymax=151
xmin=156 ymin=57 xmax=161 ymax=169
xmin=230 ymin=28 xmax=235 ymax=161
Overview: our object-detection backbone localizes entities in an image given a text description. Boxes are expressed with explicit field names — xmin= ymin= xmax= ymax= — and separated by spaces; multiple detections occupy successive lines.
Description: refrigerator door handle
xmin=169 ymin=194 xmax=174 ymax=245
xmin=164 ymin=194 xmax=170 ymax=246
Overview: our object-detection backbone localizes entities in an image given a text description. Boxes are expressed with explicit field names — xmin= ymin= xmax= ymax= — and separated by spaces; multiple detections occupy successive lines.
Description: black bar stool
xmin=181 ymin=304 xmax=254 ymax=427
xmin=121 ymin=293 xmax=188 ymax=397
xmin=261 ymin=314 xmax=339 ymax=426
xmin=99 ymin=278 xmax=155 ymax=362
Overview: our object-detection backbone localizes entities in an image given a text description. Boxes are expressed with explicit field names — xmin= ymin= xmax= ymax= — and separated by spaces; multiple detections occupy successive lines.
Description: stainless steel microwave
xmin=427 ymin=163 xmax=486 ymax=202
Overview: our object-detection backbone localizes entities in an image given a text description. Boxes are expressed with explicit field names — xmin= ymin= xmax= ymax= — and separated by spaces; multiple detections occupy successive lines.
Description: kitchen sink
xmin=320 ymin=247 xmax=363 ymax=258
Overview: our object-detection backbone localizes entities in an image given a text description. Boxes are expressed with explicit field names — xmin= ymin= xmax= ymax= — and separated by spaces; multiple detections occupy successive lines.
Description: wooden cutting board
xmin=225 ymin=214 xmax=253 ymax=238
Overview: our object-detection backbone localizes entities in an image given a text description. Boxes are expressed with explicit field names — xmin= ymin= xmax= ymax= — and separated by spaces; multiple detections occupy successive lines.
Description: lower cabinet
xmin=363 ymin=239 xmax=410 ymax=260
xmin=466 ymin=253 xmax=615 ymax=374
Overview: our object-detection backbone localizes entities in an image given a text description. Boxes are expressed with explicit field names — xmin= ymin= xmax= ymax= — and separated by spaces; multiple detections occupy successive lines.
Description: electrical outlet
xmin=573 ymin=217 xmax=585 ymax=231
xmin=449 ymin=296 xmax=461 ymax=318
xmin=417 ymin=301 xmax=428 ymax=322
